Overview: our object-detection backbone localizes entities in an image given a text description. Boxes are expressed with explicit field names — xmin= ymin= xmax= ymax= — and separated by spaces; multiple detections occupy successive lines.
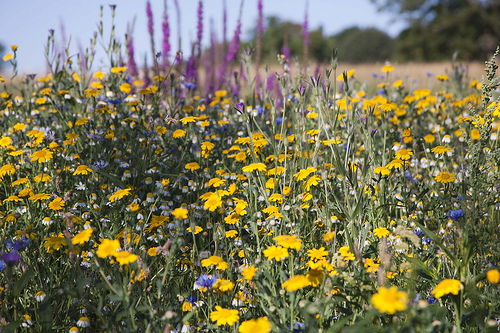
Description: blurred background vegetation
xmin=243 ymin=0 xmax=500 ymax=63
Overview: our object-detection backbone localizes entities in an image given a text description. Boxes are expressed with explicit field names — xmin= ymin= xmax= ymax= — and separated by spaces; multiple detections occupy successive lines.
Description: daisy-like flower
xmin=282 ymin=275 xmax=311 ymax=291
xmin=214 ymin=279 xmax=235 ymax=292
xmin=437 ymin=74 xmax=449 ymax=81
xmin=185 ymin=162 xmax=200 ymax=171
xmin=30 ymin=148 xmax=53 ymax=163
xmin=294 ymin=167 xmax=317 ymax=181
xmin=0 ymin=164 xmax=16 ymax=177
xmin=33 ymin=173 xmax=51 ymax=183
xmin=72 ymin=228 xmax=93 ymax=245
xmin=204 ymin=193 xmax=223 ymax=211
xmin=374 ymin=166 xmax=390 ymax=176
xmin=373 ymin=227 xmax=390 ymax=238
xmin=73 ymin=165 xmax=93 ymax=176
xmin=202 ymin=255 xmax=229 ymax=270
xmin=173 ymin=129 xmax=186 ymax=138
xmin=109 ymin=188 xmax=132 ymax=202
xmin=395 ymin=148 xmax=413 ymax=161
xmin=171 ymin=208 xmax=188 ymax=219
xmin=432 ymin=279 xmax=463 ymax=298
xmin=76 ymin=317 xmax=90 ymax=327
xmin=308 ymin=247 xmax=328 ymax=260
xmin=263 ymin=245 xmax=288 ymax=261
xmin=338 ymin=246 xmax=355 ymax=261
xmin=48 ymin=197 xmax=65 ymax=211
xmin=225 ymin=230 xmax=238 ymax=238
xmin=210 ymin=306 xmax=239 ymax=326
xmin=96 ymin=239 xmax=120 ymax=258
xmin=386 ymin=159 xmax=407 ymax=170
xmin=242 ymin=163 xmax=267 ymax=173
xmin=242 ymin=265 xmax=257 ymax=281
xmin=306 ymin=268 xmax=325 ymax=287
xmin=35 ymin=291 xmax=46 ymax=302
xmin=239 ymin=317 xmax=272 ymax=333
xmin=434 ymin=171 xmax=455 ymax=183
xmin=114 ymin=251 xmax=138 ymax=265
xmin=371 ymin=286 xmax=408 ymax=314
xmin=273 ymin=235 xmax=302 ymax=251
xmin=431 ymin=146 xmax=452 ymax=155
xmin=381 ymin=65 xmax=394 ymax=72
xmin=43 ymin=233 xmax=67 ymax=253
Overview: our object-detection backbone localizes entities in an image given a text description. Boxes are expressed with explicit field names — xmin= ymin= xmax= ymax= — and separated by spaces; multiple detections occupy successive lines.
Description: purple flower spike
xmin=1 ymin=252 xmax=20 ymax=267
xmin=299 ymin=85 xmax=306 ymax=96
xmin=146 ymin=1 xmax=154 ymax=39
xmin=311 ymin=76 xmax=317 ymax=87
xmin=196 ymin=0 xmax=203 ymax=55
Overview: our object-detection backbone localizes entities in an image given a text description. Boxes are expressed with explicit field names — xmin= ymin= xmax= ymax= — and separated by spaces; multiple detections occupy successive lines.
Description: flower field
xmin=1 ymin=4 xmax=500 ymax=333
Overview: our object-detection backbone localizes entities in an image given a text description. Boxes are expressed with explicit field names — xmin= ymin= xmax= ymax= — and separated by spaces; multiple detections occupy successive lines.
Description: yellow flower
xmin=204 ymin=193 xmax=223 ymax=211
xmin=172 ymin=208 xmax=188 ymax=219
xmin=43 ymin=233 xmax=67 ymax=253
xmin=33 ymin=173 xmax=51 ymax=183
xmin=282 ymin=275 xmax=311 ymax=291
xmin=48 ymin=197 xmax=65 ymax=211
xmin=72 ymin=228 xmax=93 ymax=245
xmin=114 ymin=251 xmax=138 ymax=265
xmin=96 ymin=239 xmax=120 ymax=258
xmin=431 ymin=146 xmax=452 ymax=155
xmin=371 ymin=286 xmax=408 ymax=314
xmin=432 ymin=279 xmax=463 ymax=298
xmin=30 ymin=149 xmax=53 ymax=163
xmin=308 ymin=247 xmax=328 ymax=260
xmin=374 ymin=166 xmax=390 ymax=176
xmin=29 ymin=193 xmax=51 ymax=202
xmin=242 ymin=265 xmax=257 ymax=281
xmin=0 ymin=136 xmax=12 ymax=147
xmin=306 ymin=268 xmax=324 ymax=287
xmin=173 ymin=129 xmax=186 ymax=138
xmin=225 ymin=230 xmax=238 ymax=238
xmin=263 ymin=245 xmax=288 ymax=261
xmin=242 ymin=163 xmax=267 ymax=173
xmin=210 ymin=306 xmax=239 ymax=326
xmin=434 ymin=172 xmax=455 ymax=183
xmin=437 ymin=74 xmax=449 ymax=81
xmin=395 ymin=148 xmax=413 ymax=161
xmin=381 ymin=65 xmax=394 ymax=72
xmin=73 ymin=165 xmax=93 ymax=176
xmin=109 ymin=188 xmax=132 ymax=202
xmin=339 ymin=246 xmax=355 ymax=261
xmin=185 ymin=162 xmax=200 ymax=171
xmin=93 ymin=71 xmax=106 ymax=80
xmin=202 ymin=256 xmax=229 ymax=270
xmin=302 ymin=174 xmax=321 ymax=191
xmin=214 ymin=279 xmax=235 ymax=292
xmin=239 ymin=317 xmax=272 ymax=333
xmin=487 ymin=269 xmax=500 ymax=284
xmin=0 ymin=164 xmax=16 ymax=177
xmin=111 ymin=66 xmax=127 ymax=74
xmin=373 ymin=227 xmax=390 ymax=238
xmin=3 ymin=54 xmax=13 ymax=61
xmin=273 ymin=234 xmax=302 ymax=251
xmin=120 ymin=83 xmax=131 ymax=93
xmin=294 ymin=167 xmax=317 ymax=181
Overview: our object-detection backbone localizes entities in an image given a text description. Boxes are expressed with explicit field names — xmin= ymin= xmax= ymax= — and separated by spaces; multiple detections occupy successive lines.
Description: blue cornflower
xmin=447 ymin=209 xmax=463 ymax=220
xmin=291 ymin=322 xmax=305 ymax=332
xmin=6 ymin=235 xmax=30 ymax=252
xmin=194 ymin=274 xmax=218 ymax=290
xmin=1 ymin=252 xmax=20 ymax=267
xmin=91 ymin=160 xmax=109 ymax=170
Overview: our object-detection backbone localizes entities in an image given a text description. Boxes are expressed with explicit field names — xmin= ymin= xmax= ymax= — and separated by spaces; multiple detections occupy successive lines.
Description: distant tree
xmin=329 ymin=27 xmax=395 ymax=63
xmin=246 ymin=16 xmax=333 ymax=63
xmin=370 ymin=0 xmax=500 ymax=60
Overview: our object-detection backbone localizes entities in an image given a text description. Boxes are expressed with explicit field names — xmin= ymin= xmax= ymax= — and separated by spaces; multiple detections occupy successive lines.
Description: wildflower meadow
xmin=1 ymin=2 xmax=500 ymax=332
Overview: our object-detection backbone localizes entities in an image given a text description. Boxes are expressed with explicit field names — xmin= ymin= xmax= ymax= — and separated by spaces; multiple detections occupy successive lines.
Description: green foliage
xmin=329 ymin=27 xmax=395 ymax=63
xmin=372 ymin=0 xmax=500 ymax=61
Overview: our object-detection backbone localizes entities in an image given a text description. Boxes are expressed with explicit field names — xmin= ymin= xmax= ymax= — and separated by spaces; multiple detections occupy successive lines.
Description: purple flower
xmin=299 ymin=85 xmax=306 ymax=96
xmin=162 ymin=5 xmax=171 ymax=66
xmin=226 ymin=18 xmax=241 ymax=63
xmin=1 ymin=252 xmax=20 ymax=267
xmin=146 ymin=1 xmax=154 ymax=39
xmin=6 ymin=235 xmax=30 ymax=253
xmin=235 ymin=102 xmax=244 ymax=113
xmin=127 ymin=36 xmax=138 ymax=77
xmin=196 ymin=0 xmax=203 ymax=55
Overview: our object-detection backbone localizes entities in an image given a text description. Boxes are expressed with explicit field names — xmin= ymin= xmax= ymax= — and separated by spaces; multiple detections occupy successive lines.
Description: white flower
xmin=76 ymin=317 xmax=90 ymax=327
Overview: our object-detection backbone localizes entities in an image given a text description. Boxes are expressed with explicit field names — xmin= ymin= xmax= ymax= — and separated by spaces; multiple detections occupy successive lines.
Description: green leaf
xmin=1 ymin=320 xmax=23 ymax=333
xmin=414 ymin=221 xmax=459 ymax=269
xmin=94 ymin=169 xmax=126 ymax=189
xmin=11 ymin=267 xmax=34 ymax=298
xmin=38 ymin=296 xmax=53 ymax=332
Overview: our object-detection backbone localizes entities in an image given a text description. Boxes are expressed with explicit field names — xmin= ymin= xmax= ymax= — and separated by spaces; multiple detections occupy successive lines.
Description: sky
xmin=0 ymin=0 xmax=407 ymax=74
